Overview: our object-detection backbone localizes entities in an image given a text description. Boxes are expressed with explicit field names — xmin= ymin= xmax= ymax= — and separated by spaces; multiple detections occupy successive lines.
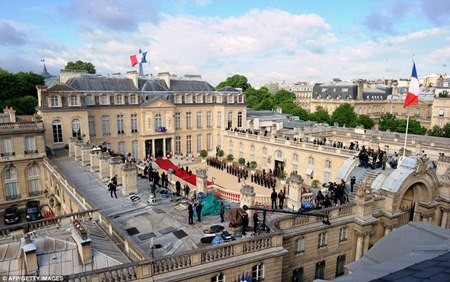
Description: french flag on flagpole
xmin=404 ymin=62 xmax=419 ymax=107
xmin=129 ymin=50 xmax=148 ymax=67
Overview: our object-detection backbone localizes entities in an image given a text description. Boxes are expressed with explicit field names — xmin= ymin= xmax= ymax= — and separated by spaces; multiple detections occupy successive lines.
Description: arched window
xmin=250 ymin=145 xmax=255 ymax=161
xmin=4 ymin=167 xmax=19 ymax=200
xmin=237 ymin=112 xmax=243 ymax=127
xmin=28 ymin=165 xmax=41 ymax=196
xmin=239 ymin=142 xmax=244 ymax=158
xmin=72 ymin=119 xmax=81 ymax=139
xmin=229 ymin=140 xmax=233 ymax=155
xmin=52 ymin=120 xmax=63 ymax=143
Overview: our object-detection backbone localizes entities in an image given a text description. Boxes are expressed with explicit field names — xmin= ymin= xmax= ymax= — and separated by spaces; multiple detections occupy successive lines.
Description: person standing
xmin=278 ymin=190 xmax=285 ymax=209
xmin=271 ymin=189 xmax=278 ymax=210
xmin=253 ymin=211 xmax=259 ymax=233
xmin=111 ymin=175 xmax=118 ymax=186
xmin=350 ymin=176 xmax=356 ymax=193
xmin=188 ymin=202 xmax=194 ymax=225
xmin=220 ymin=202 xmax=225 ymax=223
xmin=196 ymin=201 xmax=202 ymax=223
xmin=108 ymin=181 xmax=117 ymax=198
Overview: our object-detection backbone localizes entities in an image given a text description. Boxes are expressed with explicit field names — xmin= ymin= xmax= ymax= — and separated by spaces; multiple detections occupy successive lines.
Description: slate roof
xmin=139 ymin=79 xmax=169 ymax=91
xmin=334 ymin=222 xmax=450 ymax=282
xmin=47 ymin=84 xmax=77 ymax=92
xmin=168 ymin=79 xmax=216 ymax=91
xmin=217 ymin=86 xmax=241 ymax=92
xmin=66 ymin=77 xmax=137 ymax=92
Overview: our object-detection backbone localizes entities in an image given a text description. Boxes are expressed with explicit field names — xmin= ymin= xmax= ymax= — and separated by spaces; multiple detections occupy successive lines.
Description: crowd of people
xmin=314 ymin=180 xmax=348 ymax=209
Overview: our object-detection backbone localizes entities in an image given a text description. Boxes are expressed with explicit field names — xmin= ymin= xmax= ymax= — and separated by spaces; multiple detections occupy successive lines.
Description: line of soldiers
xmin=250 ymin=172 xmax=277 ymax=189
xmin=206 ymin=157 xmax=226 ymax=170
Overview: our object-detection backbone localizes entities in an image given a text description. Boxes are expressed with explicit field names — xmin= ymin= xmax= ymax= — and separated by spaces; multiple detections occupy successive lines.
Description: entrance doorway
xmin=274 ymin=160 xmax=284 ymax=177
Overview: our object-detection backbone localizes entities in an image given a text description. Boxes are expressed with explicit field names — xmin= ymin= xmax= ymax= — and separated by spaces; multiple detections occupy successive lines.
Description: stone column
xmin=196 ymin=167 xmax=208 ymax=195
xmin=441 ymin=208 xmax=448 ymax=228
xmin=81 ymin=146 xmax=91 ymax=166
xmin=74 ymin=143 xmax=82 ymax=161
xmin=152 ymin=140 xmax=155 ymax=158
xmin=68 ymin=139 xmax=76 ymax=157
xmin=98 ymin=153 xmax=110 ymax=182
xmin=384 ymin=224 xmax=393 ymax=236
xmin=286 ymin=173 xmax=304 ymax=211
xmin=240 ymin=184 xmax=256 ymax=223
xmin=90 ymin=151 xmax=100 ymax=172
xmin=362 ymin=233 xmax=370 ymax=256
xmin=355 ymin=232 xmax=364 ymax=260
xmin=109 ymin=157 xmax=123 ymax=186
xmin=121 ymin=163 xmax=137 ymax=196
xmin=163 ymin=138 xmax=167 ymax=159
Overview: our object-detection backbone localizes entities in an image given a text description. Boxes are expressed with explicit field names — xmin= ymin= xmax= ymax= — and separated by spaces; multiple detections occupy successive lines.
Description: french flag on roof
xmin=130 ymin=50 xmax=148 ymax=67
xmin=404 ymin=62 xmax=419 ymax=107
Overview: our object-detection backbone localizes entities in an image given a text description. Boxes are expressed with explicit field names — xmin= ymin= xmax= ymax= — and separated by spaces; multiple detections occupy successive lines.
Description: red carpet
xmin=155 ymin=159 xmax=211 ymax=186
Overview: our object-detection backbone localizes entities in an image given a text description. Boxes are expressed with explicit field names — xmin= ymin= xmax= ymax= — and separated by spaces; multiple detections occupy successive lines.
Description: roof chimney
xmin=158 ymin=72 xmax=171 ymax=89
xmin=21 ymin=234 xmax=38 ymax=274
xmin=126 ymin=71 xmax=139 ymax=89
xmin=71 ymin=219 xmax=92 ymax=264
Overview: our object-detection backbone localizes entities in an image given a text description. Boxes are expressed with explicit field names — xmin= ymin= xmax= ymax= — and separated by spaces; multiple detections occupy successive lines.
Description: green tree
xmin=309 ymin=106 xmax=330 ymax=124
xmin=15 ymin=96 xmax=38 ymax=115
xmin=65 ymin=60 xmax=96 ymax=74
xmin=396 ymin=119 xmax=427 ymax=135
xmin=216 ymin=74 xmax=251 ymax=91
xmin=427 ymin=125 xmax=445 ymax=137
xmin=331 ymin=103 xmax=358 ymax=127
xmin=357 ymin=115 xmax=375 ymax=129
xmin=379 ymin=113 xmax=399 ymax=132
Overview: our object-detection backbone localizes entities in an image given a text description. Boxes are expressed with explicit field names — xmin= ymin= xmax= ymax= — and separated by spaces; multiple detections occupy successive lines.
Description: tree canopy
xmin=331 ymin=103 xmax=358 ymax=127
xmin=379 ymin=113 xmax=427 ymax=135
xmin=428 ymin=123 xmax=450 ymax=138
xmin=64 ymin=60 xmax=96 ymax=74
xmin=357 ymin=115 xmax=375 ymax=129
xmin=216 ymin=74 xmax=251 ymax=91
xmin=0 ymin=68 xmax=44 ymax=115
xmin=309 ymin=106 xmax=330 ymax=124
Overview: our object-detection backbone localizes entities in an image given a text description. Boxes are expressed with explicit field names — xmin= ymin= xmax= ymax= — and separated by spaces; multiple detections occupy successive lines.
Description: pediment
xmin=142 ymin=97 xmax=175 ymax=108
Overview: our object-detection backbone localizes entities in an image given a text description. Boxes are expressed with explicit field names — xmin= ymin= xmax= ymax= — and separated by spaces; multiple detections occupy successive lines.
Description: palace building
xmin=0 ymin=70 xmax=449 ymax=281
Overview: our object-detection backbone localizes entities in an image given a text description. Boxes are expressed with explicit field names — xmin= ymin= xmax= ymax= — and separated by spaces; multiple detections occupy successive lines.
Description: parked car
xmin=26 ymin=201 xmax=42 ymax=221
xmin=4 ymin=206 xmax=21 ymax=224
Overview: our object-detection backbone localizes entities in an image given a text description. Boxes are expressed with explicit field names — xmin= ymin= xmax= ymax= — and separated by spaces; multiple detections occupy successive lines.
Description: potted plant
xmin=238 ymin=157 xmax=246 ymax=168
xmin=226 ymin=154 xmax=234 ymax=166
xmin=250 ymin=161 xmax=257 ymax=174
xmin=200 ymin=149 xmax=208 ymax=162
xmin=311 ymin=179 xmax=320 ymax=189
xmin=278 ymin=170 xmax=287 ymax=184
xmin=218 ymin=149 xmax=225 ymax=159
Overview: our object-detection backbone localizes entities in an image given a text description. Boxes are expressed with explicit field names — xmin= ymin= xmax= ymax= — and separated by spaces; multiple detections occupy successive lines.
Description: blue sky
xmin=0 ymin=0 xmax=449 ymax=87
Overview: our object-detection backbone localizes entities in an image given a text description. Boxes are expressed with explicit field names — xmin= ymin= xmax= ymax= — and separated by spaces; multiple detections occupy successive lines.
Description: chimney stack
xmin=71 ymin=219 xmax=92 ymax=264
xmin=21 ymin=234 xmax=38 ymax=274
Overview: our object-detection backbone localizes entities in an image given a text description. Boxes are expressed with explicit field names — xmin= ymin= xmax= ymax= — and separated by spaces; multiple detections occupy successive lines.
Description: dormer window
xmin=129 ymin=94 xmax=137 ymax=104
xmin=85 ymin=95 xmax=93 ymax=105
xmin=50 ymin=95 xmax=59 ymax=107
xmin=116 ymin=95 xmax=123 ymax=105
xmin=101 ymin=95 xmax=109 ymax=105
xmin=70 ymin=95 xmax=79 ymax=106
xmin=185 ymin=95 xmax=191 ymax=103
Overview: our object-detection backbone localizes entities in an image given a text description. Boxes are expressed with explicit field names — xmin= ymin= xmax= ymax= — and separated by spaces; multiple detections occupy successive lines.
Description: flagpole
xmin=403 ymin=107 xmax=410 ymax=158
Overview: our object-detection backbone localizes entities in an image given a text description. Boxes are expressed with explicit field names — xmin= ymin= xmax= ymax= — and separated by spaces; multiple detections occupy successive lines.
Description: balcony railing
xmin=28 ymin=190 xmax=43 ymax=197
xmin=25 ymin=150 xmax=38 ymax=154
xmin=6 ymin=194 xmax=21 ymax=201
xmin=1 ymin=152 xmax=15 ymax=157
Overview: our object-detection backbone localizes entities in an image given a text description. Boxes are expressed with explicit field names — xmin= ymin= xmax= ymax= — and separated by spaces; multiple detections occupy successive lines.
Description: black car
xmin=26 ymin=201 xmax=42 ymax=221
xmin=4 ymin=206 xmax=21 ymax=224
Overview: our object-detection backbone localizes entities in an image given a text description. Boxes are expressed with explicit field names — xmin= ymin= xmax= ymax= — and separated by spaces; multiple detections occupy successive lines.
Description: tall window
xmin=308 ymin=157 xmax=314 ymax=166
xmin=52 ymin=120 xmax=63 ymax=143
xmin=315 ymin=261 xmax=326 ymax=280
xmin=250 ymin=145 xmax=255 ymax=161
xmin=118 ymin=141 xmax=125 ymax=155
xmin=186 ymin=135 xmax=192 ymax=154
xmin=1 ymin=138 xmax=13 ymax=156
xmin=210 ymin=273 xmax=224 ymax=282
xmin=197 ymin=111 xmax=202 ymax=128
xmin=175 ymin=112 xmax=181 ymax=129
xmin=216 ymin=134 xmax=221 ymax=148
xmin=72 ymin=119 xmax=81 ymax=139
xmin=227 ymin=112 xmax=232 ymax=128
xmin=336 ymin=255 xmax=346 ymax=277
xmin=237 ymin=112 xmax=243 ymax=127
xmin=325 ymin=160 xmax=331 ymax=169
xmin=207 ymin=111 xmax=212 ymax=128
xmin=88 ymin=116 xmax=96 ymax=137
xmin=24 ymin=136 xmax=36 ymax=154
xmin=186 ymin=112 xmax=192 ymax=129
xmin=155 ymin=114 xmax=162 ymax=131
xmin=295 ymin=237 xmax=305 ymax=254
xmin=318 ymin=232 xmax=327 ymax=249
xmin=262 ymin=147 xmax=267 ymax=168
xmin=117 ymin=115 xmax=124 ymax=134
xmin=197 ymin=134 xmax=202 ymax=152
xmin=229 ymin=140 xmax=233 ymax=155
xmin=207 ymin=134 xmax=212 ymax=151
xmin=132 ymin=140 xmax=138 ymax=160
xmin=4 ymin=167 xmax=19 ymax=200
xmin=252 ymin=263 xmax=264 ymax=281
xmin=292 ymin=153 xmax=299 ymax=172
xmin=102 ymin=115 xmax=110 ymax=135
xmin=292 ymin=268 xmax=304 ymax=282
xmin=131 ymin=114 xmax=138 ymax=133
xmin=175 ymin=136 xmax=181 ymax=155
xmin=85 ymin=95 xmax=93 ymax=105
xmin=28 ymin=165 xmax=41 ymax=196
xmin=324 ymin=171 xmax=331 ymax=183
xmin=217 ymin=111 xmax=222 ymax=128
xmin=50 ymin=96 xmax=59 ymax=107
xmin=239 ymin=142 xmax=244 ymax=158
xmin=339 ymin=227 xmax=348 ymax=243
